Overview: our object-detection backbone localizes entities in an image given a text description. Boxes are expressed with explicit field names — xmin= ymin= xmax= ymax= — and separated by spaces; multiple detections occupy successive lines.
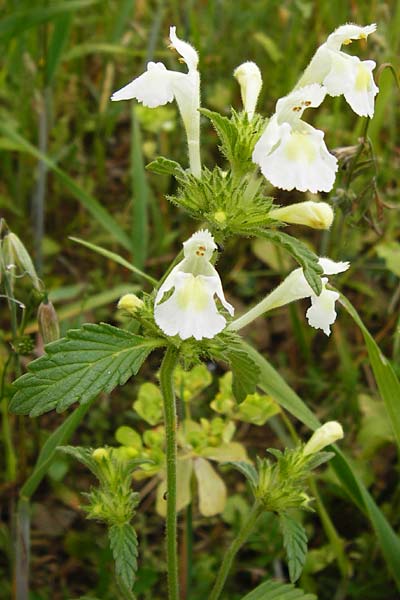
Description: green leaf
xmin=115 ymin=426 xmax=143 ymax=449
xmin=200 ymin=108 xmax=237 ymax=162
xmin=109 ymin=523 xmax=138 ymax=591
xmin=224 ymin=461 xmax=259 ymax=491
xmin=340 ymin=293 xmax=400 ymax=455
xmin=146 ymin=156 xmax=186 ymax=181
xmin=238 ymin=340 xmax=400 ymax=590
xmin=133 ymin=383 xmax=164 ymax=426
xmin=258 ymin=230 xmax=323 ymax=295
xmin=280 ymin=514 xmax=308 ymax=583
xmin=10 ymin=324 xmax=162 ymax=416
xmin=241 ymin=578 xmax=316 ymax=600
xmin=225 ymin=346 xmax=260 ymax=403
xmin=59 ymin=445 xmax=102 ymax=477
xmin=237 ymin=393 xmax=280 ymax=426
xmin=20 ymin=399 xmax=94 ymax=499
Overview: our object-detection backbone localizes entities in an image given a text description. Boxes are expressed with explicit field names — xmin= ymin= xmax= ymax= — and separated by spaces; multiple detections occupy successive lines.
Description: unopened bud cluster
xmin=252 ymin=422 xmax=343 ymax=513
xmin=60 ymin=446 xmax=140 ymax=527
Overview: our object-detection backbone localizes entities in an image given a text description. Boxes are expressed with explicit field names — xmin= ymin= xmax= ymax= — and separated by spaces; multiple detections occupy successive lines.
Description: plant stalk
xmin=209 ymin=500 xmax=263 ymax=600
xmin=160 ymin=345 xmax=180 ymax=600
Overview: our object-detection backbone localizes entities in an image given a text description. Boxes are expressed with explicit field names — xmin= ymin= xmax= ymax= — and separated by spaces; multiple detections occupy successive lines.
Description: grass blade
xmin=0 ymin=124 xmax=132 ymax=251
xmin=69 ymin=237 xmax=157 ymax=285
xmin=339 ymin=293 xmax=400 ymax=455
xmin=1 ymin=0 xmax=99 ymax=40
xmin=45 ymin=13 xmax=72 ymax=85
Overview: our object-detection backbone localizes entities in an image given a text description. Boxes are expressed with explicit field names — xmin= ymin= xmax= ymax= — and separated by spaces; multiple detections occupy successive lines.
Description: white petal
xmin=154 ymin=272 xmax=227 ymax=340
xmin=234 ymin=61 xmax=263 ymax=120
xmin=326 ymin=23 xmax=377 ymax=50
xmin=255 ymin=268 xmax=314 ymax=314
xmin=183 ymin=229 xmax=217 ymax=260
xmin=275 ymin=83 xmax=326 ymax=122
xmin=343 ymin=59 xmax=378 ymax=118
xmin=318 ymin=257 xmax=350 ymax=275
xmin=194 ymin=458 xmax=227 ymax=516
xmin=252 ymin=115 xmax=282 ymax=167
xmin=304 ymin=421 xmax=344 ymax=455
xmin=322 ymin=52 xmax=357 ymax=96
xmin=306 ymin=288 xmax=340 ymax=336
xmin=269 ymin=201 xmax=334 ymax=229
xmin=256 ymin=122 xmax=337 ymax=193
xmin=169 ymin=26 xmax=199 ymax=71
xmin=211 ymin=266 xmax=234 ymax=316
xmin=296 ymin=46 xmax=332 ymax=89
xmin=111 ymin=62 xmax=177 ymax=106
xmin=155 ymin=263 xmax=183 ymax=305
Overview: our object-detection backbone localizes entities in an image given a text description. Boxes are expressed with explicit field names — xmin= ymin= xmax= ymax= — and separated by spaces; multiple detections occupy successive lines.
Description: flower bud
xmin=92 ymin=448 xmax=109 ymax=461
xmin=214 ymin=211 xmax=227 ymax=224
xmin=234 ymin=61 xmax=262 ymax=120
xmin=117 ymin=293 xmax=144 ymax=316
xmin=269 ymin=201 xmax=334 ymax=229
xmin=303 ymin=421 xmax=344 ymax=456
xmin=1 ymin=231 xmax=41 ymax=290
xmin=37 ymin=299 xmax=60 ymax=344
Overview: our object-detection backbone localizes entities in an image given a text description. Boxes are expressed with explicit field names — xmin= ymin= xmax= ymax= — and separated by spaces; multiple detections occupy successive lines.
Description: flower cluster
xmin=113 ymin=23 xmax=377 ymax=342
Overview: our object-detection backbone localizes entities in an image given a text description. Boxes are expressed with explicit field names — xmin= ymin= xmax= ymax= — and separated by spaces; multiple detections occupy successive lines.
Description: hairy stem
xmin=160 ymin=345 xmax=180 ymax=600
xmin=209 ymin=501 xmax=263 ymax=600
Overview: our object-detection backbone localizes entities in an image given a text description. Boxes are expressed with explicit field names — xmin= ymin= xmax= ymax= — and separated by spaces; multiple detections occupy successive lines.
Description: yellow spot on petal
xmin=343 ymin=38 xmax=352 ymax=45
xmin=284 ymin=132 xmax=317 ymax=163
xmin=177 ymin=276 xmax=209 ymax=311
xmin=359 ymin=33 xmax=367 ymax=40
xmin=355 ymin=64 xmax=371 ymax=91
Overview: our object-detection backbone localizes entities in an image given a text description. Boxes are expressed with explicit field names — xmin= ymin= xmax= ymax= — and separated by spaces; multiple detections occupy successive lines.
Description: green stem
xmin=309 ymin=477 xmax=350 ymax=578
xmin=160 ymin=345 xmax=180 ymax=600
xmin=209 ymin=501 xmax=263 ymax=600
xmin=15 ymin=399 xmax=94 ymax=600
xmin=1 ymin=355 xmax=16 ymax=481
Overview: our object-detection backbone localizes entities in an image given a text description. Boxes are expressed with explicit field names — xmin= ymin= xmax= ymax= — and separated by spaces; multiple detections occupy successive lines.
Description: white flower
xmin=111 ymin=26 xmax=201 ymax=176
xmin=154 ymin=230 xmax=234 ymax=341
xmin=252 ymin=84 xmax=338 ymax=193
xmin=234 ymin=61 xmax=263 ymax=120
xmin=269 ymin=201 xmax=334 ymax=229
xmin=229 ymin=257 xmax=349 ymax=336
xmin=304 ymin=421 xmax=344 ymax=455
xmin=297 ymin=23 xmax=378 ymax=118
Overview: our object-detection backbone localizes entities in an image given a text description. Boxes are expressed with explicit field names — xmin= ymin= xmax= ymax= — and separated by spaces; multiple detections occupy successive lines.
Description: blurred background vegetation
xmin=0 ymin=0 xmax=399 ymax=598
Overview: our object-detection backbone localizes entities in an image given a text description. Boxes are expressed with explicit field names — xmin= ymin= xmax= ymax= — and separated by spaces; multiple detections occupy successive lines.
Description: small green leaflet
xmin=279 ymin=513 xmax=308 ymax=583
xmin=225 ymin=345 xmax=260 ymax=403
xmin=109 ymin=523 xmax=139 ymax=591
xmin=258 ymin=230 xmax=323 ymax=296
xmin=199 ymin=108 xmax=237 ymax=163
xmin=241 ymin=578 xmax=316 ymax=600
xmin=224 ymin=461 xmax=259 ymax=492
xmin=10 ymin=323 xmax=162 ymax=416
xmin=146 ymin=156 xmax=186 ymax=181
